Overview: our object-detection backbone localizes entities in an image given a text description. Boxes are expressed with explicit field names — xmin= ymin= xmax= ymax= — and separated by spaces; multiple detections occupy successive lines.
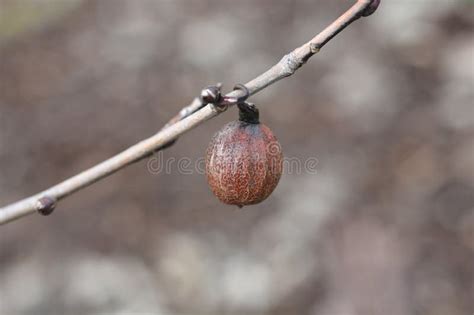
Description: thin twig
xmin=0 ymin=0 xmax=380 ymax=225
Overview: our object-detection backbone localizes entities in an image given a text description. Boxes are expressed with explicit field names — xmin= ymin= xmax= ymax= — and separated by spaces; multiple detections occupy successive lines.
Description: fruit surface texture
xmin=206 ymin=120 xmax=283 ymax=207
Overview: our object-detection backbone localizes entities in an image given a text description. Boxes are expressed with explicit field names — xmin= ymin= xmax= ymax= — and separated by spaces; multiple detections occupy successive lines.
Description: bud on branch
xmin=362 ymin=0 xmax=381 ymax=17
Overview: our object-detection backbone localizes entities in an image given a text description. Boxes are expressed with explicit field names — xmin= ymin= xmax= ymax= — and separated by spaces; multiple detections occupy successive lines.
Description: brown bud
xmin=361 ymin=0 xmax=381 ymax=17
xmin=205 ymin=118 xmax=283 ymax=207
xmin=36 ymin=196 xmax=56 ymax=216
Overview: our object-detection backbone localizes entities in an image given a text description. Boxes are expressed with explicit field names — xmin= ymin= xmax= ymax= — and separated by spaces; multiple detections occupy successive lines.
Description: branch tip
xmin=361 ymin=0 xmax=381 ymax=17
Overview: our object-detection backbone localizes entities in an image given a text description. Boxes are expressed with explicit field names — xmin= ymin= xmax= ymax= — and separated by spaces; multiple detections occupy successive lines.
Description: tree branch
xmin=0 ymin=0 xmax=380 ymax=225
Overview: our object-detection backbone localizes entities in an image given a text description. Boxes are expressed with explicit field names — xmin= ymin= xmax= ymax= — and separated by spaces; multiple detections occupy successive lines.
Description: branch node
xmin=280 ymin=52 xmax=303 ymax=76
xmin=201 ymin=83 xmax=250 ymax=113
xmin=36 ymin=196 xmax=57 ymax=216
xmin=211 ymin=103 xmax=228 ymax=113
xmin=310 ymin=43 xmax=321 ymax=54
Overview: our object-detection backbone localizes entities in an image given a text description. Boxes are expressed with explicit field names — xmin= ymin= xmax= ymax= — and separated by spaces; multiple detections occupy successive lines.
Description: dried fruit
xmin=206 ymin=103 xmax=283 ymax=207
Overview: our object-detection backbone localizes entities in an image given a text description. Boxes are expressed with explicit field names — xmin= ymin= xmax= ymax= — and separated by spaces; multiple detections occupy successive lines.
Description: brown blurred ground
xmin=0 ymin=0 xmax=473 ymax=315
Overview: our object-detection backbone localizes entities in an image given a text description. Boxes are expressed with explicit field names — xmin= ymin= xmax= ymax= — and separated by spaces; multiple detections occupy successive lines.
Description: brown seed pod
xmin=206 ymin=103 xmax=283 ymax=207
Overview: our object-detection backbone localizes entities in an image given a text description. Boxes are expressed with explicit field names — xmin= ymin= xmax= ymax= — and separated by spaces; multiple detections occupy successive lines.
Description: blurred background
xmin=0 ymin=0 xmax=473 ymax=314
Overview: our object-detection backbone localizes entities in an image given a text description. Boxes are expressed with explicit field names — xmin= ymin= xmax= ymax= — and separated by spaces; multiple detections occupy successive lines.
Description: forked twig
xmin=0 ymin=0 xmax=380 ymax=225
